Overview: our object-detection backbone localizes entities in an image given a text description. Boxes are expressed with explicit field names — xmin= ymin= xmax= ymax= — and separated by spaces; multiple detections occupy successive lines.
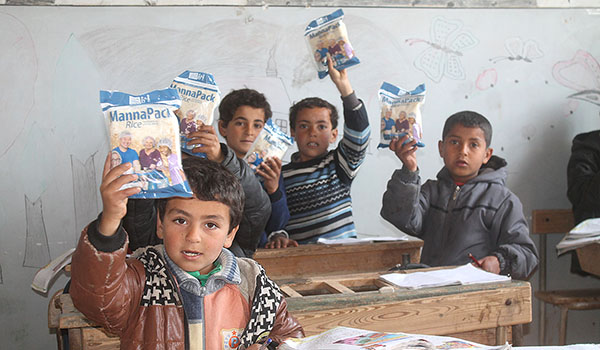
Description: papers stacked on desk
xmin=317 ymin=236 xmax=408 ymax=245
xmin=280 ymin=326 xmax=511 ymax=349
xmin=379 ymin=263 xmax=510 ymax=289
xmin=556 ymin=218 xmax=600 ymax=255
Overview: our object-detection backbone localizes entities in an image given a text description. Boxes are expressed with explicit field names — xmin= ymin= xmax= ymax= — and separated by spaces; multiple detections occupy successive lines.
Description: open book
xmin=280 ymin=326 xmax=511 ymax=349
xmin=379 ymin=263 xmax=510 ymax=290
xmin=556 ymin=218 xmax=600 ymax=255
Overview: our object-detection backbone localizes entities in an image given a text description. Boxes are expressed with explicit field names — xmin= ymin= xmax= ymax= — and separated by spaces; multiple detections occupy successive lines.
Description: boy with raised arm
xmin=70 ymin=156 xmax=303 ymax=350
xmin=268 ymin=57 xmax=370 ymax=247
xmin=381 ymin=111 xmax=538 ymax=280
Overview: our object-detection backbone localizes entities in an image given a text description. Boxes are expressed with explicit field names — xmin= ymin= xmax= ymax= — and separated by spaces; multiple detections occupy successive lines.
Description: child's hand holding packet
xmin=378 ymin=82 xmax=426 ymax=149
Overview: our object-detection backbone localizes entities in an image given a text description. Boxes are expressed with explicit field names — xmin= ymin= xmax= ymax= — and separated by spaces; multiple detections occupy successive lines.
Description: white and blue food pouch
xmin=378 ymin=82 xmax=426 ymax=149
xmin=100 ymin=88 xmax=193 ymax=199
xmin=170 ymin=70 xmax=221 ymax=157
xmin=243 ymin=119 xmax=293 ymax=173
xmin=305 ymin=9 xmax=360 ymax=79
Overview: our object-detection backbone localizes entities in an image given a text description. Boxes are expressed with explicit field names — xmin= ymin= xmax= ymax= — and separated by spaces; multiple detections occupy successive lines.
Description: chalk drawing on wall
xmin=405 ymin=17 xmax=479 ymax=83
xmin=53 ymin=34 xmax=107 ymax=160
xmin=476 ymin=68 xmax=498 ymax=91
xmin=0 ymin=13 xmax=37 ymax=158
xmin=553 ymin=50 xmax=600 ymax=107
xmin=23 ymin=196 xmax=51 ymax=268
xmin=71 ymin=154 xmax=99 ymax=240
xmin=274 ymin=118 xmax=288 ymax=134
xmin=489 ymin=37 xmax=544 ymax=64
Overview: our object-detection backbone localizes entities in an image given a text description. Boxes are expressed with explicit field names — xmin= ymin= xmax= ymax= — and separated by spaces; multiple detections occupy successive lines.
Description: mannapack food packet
xmin=243 ymin=119 xmax=293 ymax=172
xmin=170 ymin=70 xmax=221 ymax=156
xmin=305 ymin=9 xmax=360 ymax=79
xmin=378 ymin=82 xmax=426 ymax=149
xmin=100 ymin=88 xmax=193 ymax=199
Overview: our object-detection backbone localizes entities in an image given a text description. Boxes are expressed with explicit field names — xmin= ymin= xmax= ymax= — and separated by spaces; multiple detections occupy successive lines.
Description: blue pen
xmin=259 ymin=338 xmax=272 ymax=350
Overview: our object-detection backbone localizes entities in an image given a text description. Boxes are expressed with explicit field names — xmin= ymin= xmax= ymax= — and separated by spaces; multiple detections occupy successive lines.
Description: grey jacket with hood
xmin=381 ymin=155 xmax=538 ymax=280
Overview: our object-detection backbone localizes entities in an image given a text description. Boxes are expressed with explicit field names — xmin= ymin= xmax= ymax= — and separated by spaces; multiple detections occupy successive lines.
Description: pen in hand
xmin=259 ymin=338 xmax=272 ymax=350
xmin=468 ymin=253 xmax=483 ymax=268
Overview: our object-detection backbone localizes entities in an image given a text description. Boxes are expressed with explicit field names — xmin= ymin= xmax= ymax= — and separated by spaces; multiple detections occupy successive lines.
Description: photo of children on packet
xmin=243 ymin=119 xmax=293 ymax=172
xmin=305 ymin=9 xmax=360 ymax=79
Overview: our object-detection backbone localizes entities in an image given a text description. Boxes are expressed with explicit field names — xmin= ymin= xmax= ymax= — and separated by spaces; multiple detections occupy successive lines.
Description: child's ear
xmin=223 ymin=225 xmax=239 ymax=248
xmin=483 ymin=147 xmax=493 ymax=164
xmin=438 ymin=140 xmax=444 ymax=157
xmin=217 ymin=120 xmax=227 ymax=138
xmin=290 ymin=127 xmax=296 ymax=138
xmin=329 ymin=128 xmax=339 ymax=143
xmin=156 ymin=212 xmax=165 ymax=239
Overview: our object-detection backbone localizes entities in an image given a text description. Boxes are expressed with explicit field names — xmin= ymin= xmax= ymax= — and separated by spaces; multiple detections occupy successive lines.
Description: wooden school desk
xmin=252 ymin=239 xmax=424 ymax=279
xmin=278 ymin=269 xmax=532 ymax=346
xmin=50 ymin=270 xmax=531 ymax=349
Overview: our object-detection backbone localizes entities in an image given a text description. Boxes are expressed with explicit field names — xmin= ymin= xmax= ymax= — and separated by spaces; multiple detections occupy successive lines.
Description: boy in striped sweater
xmin=266 ymin=57 xmax=371 ymax=247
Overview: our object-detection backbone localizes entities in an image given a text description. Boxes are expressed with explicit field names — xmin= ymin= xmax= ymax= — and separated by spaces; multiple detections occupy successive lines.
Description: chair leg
xmin=512 ymin=324 xmax=523 ymax=346
xmin=559 ymin=306 xmax=568 ymax=345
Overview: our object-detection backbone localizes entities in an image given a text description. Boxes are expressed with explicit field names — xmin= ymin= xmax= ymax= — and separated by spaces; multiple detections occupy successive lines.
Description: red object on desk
xmin=469 ymin=253 xmax=483 ymax=268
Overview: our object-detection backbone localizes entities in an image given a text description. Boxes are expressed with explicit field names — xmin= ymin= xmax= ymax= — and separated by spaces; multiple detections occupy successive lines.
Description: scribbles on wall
xmin=274 ymin=118 xmax=288 ymax=134
xmin=71 ymin=154 xmax=99 ymax=240
xmin=53 ymin=34 xmax=107 ymax=160
xmin=476 ymin=68 xmax=498 ymax=91
xmin=553 ymin=50 xmax=600 ymax=107
xmin=405 ymin=17 xmax=478 ymax=83
xmin=23 ymin=196 xmax=51 ymax=268
xmin=489 ymin=37 xmax=544 ymax=64
xmin=0 ymin=13 xmax=37 ymax=158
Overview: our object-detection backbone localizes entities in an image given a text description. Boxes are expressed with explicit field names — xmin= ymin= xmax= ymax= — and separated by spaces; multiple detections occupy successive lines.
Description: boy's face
xmin=438 ymin=124 xmax=493 ymax=184
xmin=157 ymin=197 xmax=237 ymax=274
xmin=291 ymin=107 xmax=338 ymax=162
xmin=219 ymin=106 xmax=266 ymax=158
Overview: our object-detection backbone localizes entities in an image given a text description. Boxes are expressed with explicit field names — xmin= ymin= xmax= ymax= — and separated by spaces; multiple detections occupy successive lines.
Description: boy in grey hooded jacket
xmin=381 ymin=111 xmax=538 ymax=280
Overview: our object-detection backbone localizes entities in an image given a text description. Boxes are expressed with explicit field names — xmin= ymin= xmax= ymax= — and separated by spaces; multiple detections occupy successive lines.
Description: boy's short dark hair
xmin=156 ymin=158 xmax=245 ymax=232
xmin=289 ymin=97 xmax=339 ymax=131
xmin=442 ymin=111 xmax=493 ymax=147
xmin=218 ymin=88 xmax=272 ymax=126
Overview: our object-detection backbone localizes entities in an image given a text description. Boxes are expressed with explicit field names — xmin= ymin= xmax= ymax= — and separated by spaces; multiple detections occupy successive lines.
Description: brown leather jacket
xmin=70 ymin=220 xmax=304 ymax=350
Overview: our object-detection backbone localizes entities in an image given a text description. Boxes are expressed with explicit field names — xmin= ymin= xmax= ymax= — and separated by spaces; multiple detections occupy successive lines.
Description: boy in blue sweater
xmin=267 ymin=57 xmax=371 ymax=247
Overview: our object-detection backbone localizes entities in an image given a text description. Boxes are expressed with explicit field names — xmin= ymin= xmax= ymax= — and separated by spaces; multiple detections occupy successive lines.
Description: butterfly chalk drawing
xmin=490 ymin=37 xmax=544 ymax=64
xmin=553 ymin=50 xmax=600 ymax=107
xmin=406 ymin=17 xmax=479 ymax=83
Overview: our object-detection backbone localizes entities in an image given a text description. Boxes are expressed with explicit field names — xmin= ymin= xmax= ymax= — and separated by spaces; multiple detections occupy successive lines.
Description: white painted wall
xmin=0 ymin=5 xmax=599 ymax=349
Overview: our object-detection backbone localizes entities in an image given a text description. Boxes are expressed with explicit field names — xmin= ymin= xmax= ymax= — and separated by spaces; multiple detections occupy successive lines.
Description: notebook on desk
xmin=379 ymin=263 xmax=511 ymax=290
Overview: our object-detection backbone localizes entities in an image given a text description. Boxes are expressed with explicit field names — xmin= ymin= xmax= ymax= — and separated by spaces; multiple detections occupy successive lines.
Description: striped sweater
xmin=282 ymin=94 xmax=370 ymax=243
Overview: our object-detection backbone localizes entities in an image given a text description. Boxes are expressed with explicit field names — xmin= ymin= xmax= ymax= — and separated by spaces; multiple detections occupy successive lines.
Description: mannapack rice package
xmin=243 ymin=119 xmax=293 ymax=172
xmin=100 ymin=88 xmax=193 ymax=199
xmin=305 ymin=9 xmax=360 ymax=79
xmin=378 ymin=82 xmax=426 ymax=149
xmin=170 ymin=70 xmax=221 ymax=156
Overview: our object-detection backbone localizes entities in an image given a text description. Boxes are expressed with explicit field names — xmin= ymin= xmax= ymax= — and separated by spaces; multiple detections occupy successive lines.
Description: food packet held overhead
xmin=378 ymin=82 xmax=426 ymax=149
xmin=170 ymin=70 xmax=221 ymax=157
xmin=243 ymin=119 xmax=293 ymax=173
xmin=100 ymin=88 xmax=193 ymax=199
xmin=305 ymin=9 xmax=360 ymax=79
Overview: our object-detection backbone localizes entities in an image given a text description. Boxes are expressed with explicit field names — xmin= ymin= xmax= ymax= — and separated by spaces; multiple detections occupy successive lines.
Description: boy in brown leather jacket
xmin=70 ymin=156 xmax=303 ymax=350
